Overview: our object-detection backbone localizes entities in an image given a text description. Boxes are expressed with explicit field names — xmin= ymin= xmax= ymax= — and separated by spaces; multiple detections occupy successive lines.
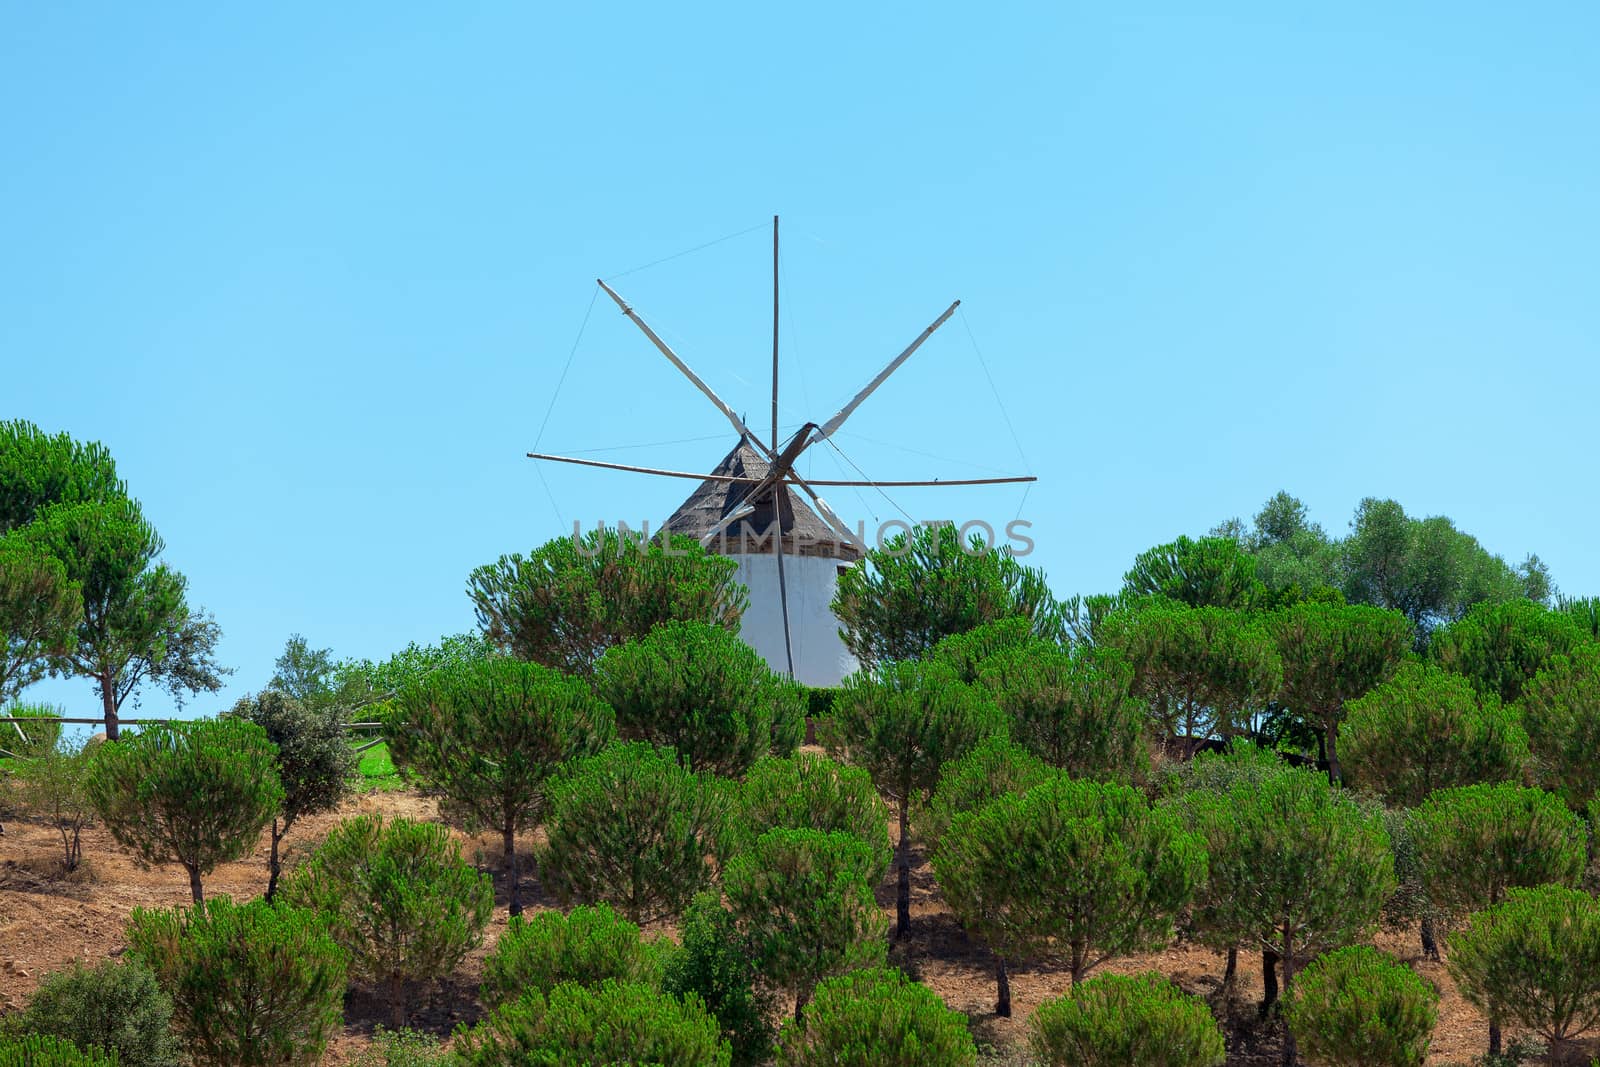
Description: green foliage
xmin=1518 ymin=645 xmax=1600 ymax=811
xmin=724 ymin=828 xmax=889 ymax=1014
xmin=356 ymin=743 xmax=404 ymax=792
xmin=1408 ymin=782 xmax=1585 ymax=921
xmin=1193 ymin=769 xmax=1394 ymax=987
xmin=832 ymin=523 xmax=1064 ymax=667
xmin=2 ymin=738 xmax=95 ymax=870
xmin=975 ymin=641 xmax=1147 ymax=778
xmin=267 ymin=634 xmax=363 ymax=711
xmin=126 ymin=896 xmax=346 ymax=1067
xmin=481 ymin=904 xmax=666 ymax=1010
xmin=1267 ymin=601 xmax=1412 ymax=781
xmin=334 ymin=633 xmax=493 ymax=714
xmin=1340 ymin=498 xmax=1538 ymax=639
xmin=0 ymin=420 xmax=125 ymax=535
xmin=1342 ymin=662 xmax=1529 ymax=806
xmin=1121 ymin=534 xmax=1266 ymax=610
xmin=0 ymin=1035 xmax=119 ymax=1066
xmin=1430 ymin=599 xmax=1592 ymax=706
xmin=1156 ymin=738 xmax=1294 ymax=799
xmin=662 ymin=892 xmax=778 ymax=1067
xmin=1447 ymin=884 xmax=1600 ymax=1048
xmin=455 ymin=979 xmax=731 ymax=1067
xmin=282 ymin=814 xmax=492 ymax=1027
xmin=227 ymin=689 xmax=356 ymax=898
xmin=384 ymin=654 xmax=614 ymax=913
xmin=777 ymin=966 xmax=977 ymax=1067
xmin=85 ymin=718 xmax=283 ymax=902
xmin=934 ymin=775 xmax=1205 ymax=985
xmin=1027 ymin=972 xmax=1225 ymax=1067
xmin=1558 ymin=595 xmax=1600 ymax=639
xmin=469 ymin=528 xmax=747 ymax=675
xmin=930 ymin=616 xmax=1040 ymax=684
xmin=0 ymin=538 xmax=80 ymax=706
xmin=918 ymin=735 xmax=1052 ymax=856
xmin=538 ymin=741 xmax=724 ymax=923
xmin=729 ymin=753 xmax=890 ymax=876
xmin=13 ymin=958 xmax=179 ymax=1067
xmin=595 ymin=620 xmax=803 ymax=775
xmin=0 ymin=701 xmax=64 ymax=757
xmin=345 ymin=1029 xmax=452 ymax=1067
xmin=1284 ymin=946 xmax=1437 ymax=1067
xmin=1099 ymin=600 xmax=1281 ymax=741
xmin=1220 ymin=491 xmax=1343 ymax=598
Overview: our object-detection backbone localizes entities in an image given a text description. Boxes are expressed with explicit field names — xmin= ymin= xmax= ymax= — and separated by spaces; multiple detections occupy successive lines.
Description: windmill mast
xmin=771 ymin=215 xmax=796 ymax=679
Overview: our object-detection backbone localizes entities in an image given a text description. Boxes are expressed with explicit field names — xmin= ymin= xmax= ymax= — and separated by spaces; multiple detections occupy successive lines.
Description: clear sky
xmin=4 ymin=4 xmax=1597 ymax=717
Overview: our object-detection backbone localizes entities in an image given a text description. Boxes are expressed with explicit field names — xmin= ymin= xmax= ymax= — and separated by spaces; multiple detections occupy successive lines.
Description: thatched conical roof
xmin=663 ymin=436 xmax=861 ymax=561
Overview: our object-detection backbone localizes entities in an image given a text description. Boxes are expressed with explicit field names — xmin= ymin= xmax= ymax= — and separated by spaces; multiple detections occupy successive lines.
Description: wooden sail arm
xmin=809 ymin=299 xmax=961 ymax=446
xmin=596 ymin=279 xmax=775 ymax=459
xmin=527 ymin=452 xmax=1034 ymax=487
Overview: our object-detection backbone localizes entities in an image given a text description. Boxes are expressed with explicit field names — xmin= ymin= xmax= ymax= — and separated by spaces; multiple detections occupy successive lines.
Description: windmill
xmin=529 ymin=217 xmax=1035 ymax=686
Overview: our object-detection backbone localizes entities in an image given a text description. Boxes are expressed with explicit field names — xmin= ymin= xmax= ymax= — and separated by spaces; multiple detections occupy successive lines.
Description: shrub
xmin=454 ymin=980 xmax=731 ymax=1066
xmin=282 ymin=814 xmax=492 ymax=1028
xmin=0 ymin=1035 xmax=119 ymax=1066
xmin=1 ymin=702 xmax=63 ymax=757
xmin=346 ymin=1029 xmax=452 ymax=1067
xmin=662 ymin=892 xmax=777 ymax=1067
xmin=1341 ymin=662 xmax=1528 ymax=806
xmin=85 ymin=718 xmax=283 ymax=903
xmin=480 ymin=904 xmax=666 ymax=1009
xmin=725 ymin=828 xmax=889 ymax=1019
xmin=13 ymin=958 xmax=179 ymax=1067
xmin=595 ymin=620 xmax=803 ymax=775
xmin=821 ymin=659 xmax=1008 ymax=936
xmin=933 ymin=774 xmax=1204 ymax=1016
xmin=777 ymin=966 xmax=977 ymax=1067
xmin=538 ymin=742 xmax=723 ymax=923
xmin=126 ymin=896 xmax=346 ymax=1067
xmin=976 ymin=642 xmax=1148 ymax=780
xmin=1027 ymin=972 xmax=1225 ymax=1067
xmin=729 ymin=753 xmax=890 ymax=874
xmin=1447 ymin=884 xmax=1600 ymax=1055
xmin=2 ymin=739 xmax=95 ymax=871
xmin=918 ymin=735 xmax=1052 ymax=856
xmin=227 ymin=690 xmax=357 ymax=901
xmin=383 ymin=655 xmax=614 ymax=914
xmin=1284 ymin=946 xmax=1437 ymax=1067
xmin=1409 ymin=782 xmax=1584 ymax=932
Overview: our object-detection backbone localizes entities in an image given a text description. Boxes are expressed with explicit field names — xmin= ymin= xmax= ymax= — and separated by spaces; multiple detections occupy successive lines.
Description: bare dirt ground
xmin=1 ymin=787 xmax=1591 ymax=1065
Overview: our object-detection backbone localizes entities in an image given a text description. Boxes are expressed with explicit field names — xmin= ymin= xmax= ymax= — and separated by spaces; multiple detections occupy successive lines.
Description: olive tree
xmin=86 ymin=718 xmax=283 ymax=903
xmin=724 ymin=828 xmax=889 ymax=1020
xmin=1341 ymin=662 xmax=1528 ymax=806
xmin=227 ymin=691 xmax=357 ymax=901
xmin=1447 ymin=885 xmax=1600 ymax=1058
xmin=932 ymin=775 xmax=1205 ymax=1015
xmin=283 ymin=814 xmax=493 ymax=1028
xmin=832 ymin=523 xmax=1064 ymax=667
xmin=1267 ymin=601 xmax=1412 ymax=783
xmin=820 ymin=659 xmax=1007 ymax=937
xmin=975 ymin=642 xmax=1148 ymax=779
xmin=1518 ymin=645 xmax=1600 ymax=811
xmin=538 ymin=741 xmax=724 ymax=924
xmin=384 ymin=655 xmax=615 ymax=915
xmin=594 ymin=620 xmax=803 ymax=775
xmin=1195 ymin=769 xmax=1395 ymax=1067
xmin=468 ymin=527 xmax=747 ymax=675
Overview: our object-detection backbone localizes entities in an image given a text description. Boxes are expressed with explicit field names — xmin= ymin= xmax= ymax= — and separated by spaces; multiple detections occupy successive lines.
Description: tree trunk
xmin=995 ymin=956 xmax=1011 ymax=1017
xmin=1325 ymin=722 xmax=1341 ymax=786
xmin=1487 ymin=1017 xmax=1501 ymax=1057
xmin=187 ymin=865 xmax=204 ymax=906
xmin=794 ymin=989 xmax=809 ymax=1025
xmin=1070 ymin=941 xmax=1087 ymax=986
xmin=504 ymin=825 xmax=522 ymax=917
xmin=391 ymin=974 xmax=407 ymax=1030
xmin=1222 ymin=945 xmax=1238 ymax=1000
xmin=1259 ymin=949 xmax=1279 ymax=1018
xmin=100 ymin=680 xmax=119 ymax=741
xmin=266 ymin=820 xmax=283 ymax=902
xmin=895 ymin=801 xmax=911 ymax=939
xmin=1420 ymin=915 xmax=1440 ymax=962
xmin=1279 ymin=934 xmax=1297 ymax=1067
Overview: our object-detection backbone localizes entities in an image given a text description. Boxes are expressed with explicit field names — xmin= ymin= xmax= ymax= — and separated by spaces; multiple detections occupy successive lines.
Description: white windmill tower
xmin=529 ymin=218 xmax=1035 ymax=687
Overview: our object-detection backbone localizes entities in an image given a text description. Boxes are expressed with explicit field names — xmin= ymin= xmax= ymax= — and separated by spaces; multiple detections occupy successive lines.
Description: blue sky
xmin=5 ymin=4 xmax=1597 ymax=716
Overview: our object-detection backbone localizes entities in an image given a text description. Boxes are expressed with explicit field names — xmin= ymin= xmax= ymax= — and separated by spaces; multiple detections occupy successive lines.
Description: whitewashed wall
xmin=729 ymin=553 xmax=859 ymax=688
